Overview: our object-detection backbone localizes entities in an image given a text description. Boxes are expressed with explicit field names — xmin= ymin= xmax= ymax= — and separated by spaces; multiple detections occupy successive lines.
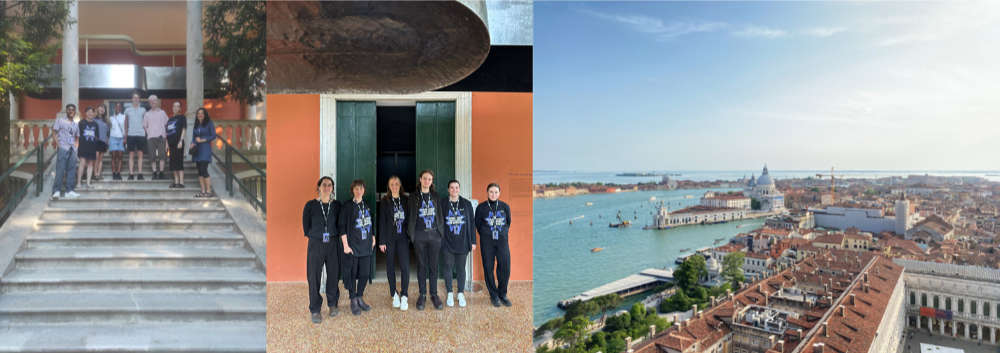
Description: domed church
xmin=744 ymin=165 xmax=786 ymax=212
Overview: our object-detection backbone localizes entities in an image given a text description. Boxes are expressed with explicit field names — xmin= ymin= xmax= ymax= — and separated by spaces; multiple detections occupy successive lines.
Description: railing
xmin=13 ymin=120 xmax=266 ymax=163
xmin=213 ymin=120 xmax=266 ymax=159
xmin=0 ymin=134 xmax=56 ymax=226
xmin=212 ymin=137 xmax=266 ymax=215
xmin=10 ymin=121 xmax=57 ymax=159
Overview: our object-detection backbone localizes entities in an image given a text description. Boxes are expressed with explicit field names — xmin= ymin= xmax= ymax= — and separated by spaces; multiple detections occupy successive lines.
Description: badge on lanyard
xmin=322 ymin=232 xmax=330 ymax=243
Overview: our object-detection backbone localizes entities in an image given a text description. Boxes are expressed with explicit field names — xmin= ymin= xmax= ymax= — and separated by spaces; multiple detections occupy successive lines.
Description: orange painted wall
xmin=265 ymin=94 xmax=321 ymax=282
xmin=470 ymin=92 xmax=533 ymax=281
xmin=264 ymin=93 xmax=533 ymax=282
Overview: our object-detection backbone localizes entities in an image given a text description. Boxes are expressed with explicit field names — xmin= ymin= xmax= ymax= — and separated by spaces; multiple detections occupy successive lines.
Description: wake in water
xmin=537 ymin=215 xmax=585 ymax=231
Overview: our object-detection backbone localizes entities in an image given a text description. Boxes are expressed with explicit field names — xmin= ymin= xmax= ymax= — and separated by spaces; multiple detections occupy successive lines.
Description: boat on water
xmin=585 ymin=202 xmax=594 ymax=206
xmin=737 ymin=224 xmax=749 ymax=228
xmin=609 ymin=211 xmax=632 ymax=228
xmin=591 ymin=247 xmax=603 ymax=253
xmin=679 ymin=248 xmax=691 ymax=252
xmin=649 ymin=196 xmax=656 ymax=201
xmin=684 ymin=195 xmax=694 ymax=199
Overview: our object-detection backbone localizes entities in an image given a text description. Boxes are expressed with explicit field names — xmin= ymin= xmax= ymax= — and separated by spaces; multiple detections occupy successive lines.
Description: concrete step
xmin=0 ymin=292 xmax=264 ymax=324
xmin=0 ymin=323 xmax=265 ymax=352
xmin=77 ymin=181 xmax=199 ymax=190
xmin=1 ymin=267 xmax=264 ymax=293
xmin=71 ymin=188 xmax=203 ymax=198
xmin=35 ymin=219 xmax=236 ymax=232
xmin=96 ymin=171 xmax=202 ymax=179
xmin=49 ymin=197 xmax=222 ymax=209
xmin=40 ymin=208 xmax=230 ymax=221
xmin=25 ymin=231 xmax=248 ymax=248
xmin=14 ymin=246 xmax=257 ymax=269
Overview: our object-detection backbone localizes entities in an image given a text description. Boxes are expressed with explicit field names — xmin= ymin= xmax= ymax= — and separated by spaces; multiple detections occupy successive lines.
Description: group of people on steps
xmin=50 ymin=92 xmax=218 ymax=199
xmin=302 ymin=170 xmax=513 ymax=322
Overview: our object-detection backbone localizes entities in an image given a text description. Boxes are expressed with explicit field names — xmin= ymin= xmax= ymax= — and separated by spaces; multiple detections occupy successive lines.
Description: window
xmin=934 ymin=296 xmax=940 ymax=308
xmin=922 ymin=294 xmax=927 ymax=307
xmin=985 ymin=302 xmax=991 ymax=316
xmin=959 ymin=299 xmax=964 ymax=313
xmin=972 ymin=301 xmax=977 ymax=315
xmin=946 ymin=297 xmax=952 ymax=311
xmin=911 ymin=292 xmax=916 ymax=305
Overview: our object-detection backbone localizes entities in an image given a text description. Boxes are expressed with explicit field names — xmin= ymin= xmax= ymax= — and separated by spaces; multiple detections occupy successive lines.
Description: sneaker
xmin=431 ymin=294 xmax=443 ymax=310
xmin=311 ymin=312 xmax=321 ymax=324
xmin=328 ymin=306 xmax=338 ymax=317
xmin=128 ymin=174 xmax=135 ymax=181
xmin=400 ymin=296 xmax=408 ymax=311
xmin=177 ymin=183 xmax=185 ymax=188
xmin=51 ymin=192 xmax=60 ymax=199
xmin=392 ymin=293 xmax=400 ymax=308
xmin=137 ymin=174 xmax=144 ymax=180
xmin=446 ymin=293 xmax=454 ymax=307
xmin=500 ymin=297 xmax=512 ymax=307
xmin=65 ymin=191 xmax=80 ymax=199
xmin=358 ymin=298 xmax=371 ymax=311
xmin=416 ymin=295 xmax=426 ymax=311
xmin=458 ymin=292 xmax=467 ymax=307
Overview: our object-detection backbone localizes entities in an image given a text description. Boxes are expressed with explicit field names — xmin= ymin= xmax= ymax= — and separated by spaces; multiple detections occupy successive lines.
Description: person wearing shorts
xmin=143 ymin=95 xmax=169 ymax=180
xmin=124 ymin=92 xmax=147 ymax=180
xmin=109 ymin=102 xmax=126 ymax=180
xmin=76 ymin=107 xmax=100 ymax=188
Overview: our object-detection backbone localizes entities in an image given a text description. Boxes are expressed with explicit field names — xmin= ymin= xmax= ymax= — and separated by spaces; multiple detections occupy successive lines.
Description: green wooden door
xmin=415 ymin=101 xmax=456 ymax=281
xmin=336 ymin=101 xmax=377 ymax=280
xmin=415 ymin=102 xmax=455 ymax=193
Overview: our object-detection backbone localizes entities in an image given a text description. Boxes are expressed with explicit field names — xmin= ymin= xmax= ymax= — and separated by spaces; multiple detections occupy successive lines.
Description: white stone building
xmin=896 ymin=259 xmax=1000 ymax=345
xmin=744 ymin=165 xmax=785 ymax=212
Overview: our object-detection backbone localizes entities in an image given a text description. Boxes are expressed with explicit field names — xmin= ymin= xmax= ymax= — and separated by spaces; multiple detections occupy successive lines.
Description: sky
xmin=533 ymin=1 xmax=1000 ymax=172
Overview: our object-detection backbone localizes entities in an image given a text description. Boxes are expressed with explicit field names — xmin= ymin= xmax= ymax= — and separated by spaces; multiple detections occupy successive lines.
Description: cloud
xmin=803 ymin=27 xmax=847 ymax=37
xmin=732 ymin=25 xmax=787 ymax=38
xmin=578 ymin=8 xmax=728 ymax=40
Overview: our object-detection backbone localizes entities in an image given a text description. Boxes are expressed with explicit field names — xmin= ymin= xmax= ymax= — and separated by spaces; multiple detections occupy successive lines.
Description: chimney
xmin=777 ymin=340 xmax=785 ymax=352
xmin=711 ymin=296 xmax=717 ymax=306
xmin=692 ymin=304 xmax=698 ymax=317
xmin=796 ymin=329 xmax=803 ymax=339
xmin=849 ymin=293 xmax=856 ymax=306
xmin=649 ymin=325 xmax=657 ymax=339
xmin=759 ymin=283 xmax=765 ymax=292
xmin=626 ymin=336 xmax=633 ymax=349
xmin=863 ymin=273 xmax=868 ymax=283
xmin=838 ymin=305 xmax=845 ymax=317
xmin=674 ymin=314 xmax=680 ymax=325
xmin=726 ymin=288 xmax=733 ymax=298
xmin=821 ymin=322 xmax=829 ymax=337
xmin=814 ymin=342 xmax=825 ymax=353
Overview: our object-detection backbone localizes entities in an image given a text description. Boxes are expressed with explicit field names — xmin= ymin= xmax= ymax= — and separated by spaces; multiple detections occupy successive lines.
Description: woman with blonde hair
xmin=378 ymin=175 xmax=410 ymax=311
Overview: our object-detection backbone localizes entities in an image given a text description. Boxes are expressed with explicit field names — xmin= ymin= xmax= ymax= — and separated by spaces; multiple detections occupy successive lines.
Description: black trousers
xmin=412 ymin=234 xmax=441 ymax=295
xmin=343 ymin=254 xmax=371 ymax=298
xmin=442 ymin=251 xmax=468 ymax=294
xmin=306 ymin=239 xmax=340 ymax=313
xmin=480 ymin=238 xmax=511 ymax=300
xmin=385 ymin=234 xmax=410 ymax=297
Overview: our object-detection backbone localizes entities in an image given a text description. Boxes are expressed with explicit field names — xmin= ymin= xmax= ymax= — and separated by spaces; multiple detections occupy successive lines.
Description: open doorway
xmin=373 ymin=104 xmax=420 ymax=283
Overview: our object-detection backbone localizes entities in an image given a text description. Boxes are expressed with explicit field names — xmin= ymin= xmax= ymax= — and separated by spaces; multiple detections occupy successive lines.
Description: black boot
xmin=358 ymin=297 xmax=371 ymax=311
xmin=416 ymin=295 xmax=426 ymax=311
xmin=328 ymin=306 xmax=339 ymax=317
xmin=350 ymin=298 xmax=361 ymax=316
xmin=431 ymin=294 xmax=443 ymax=310
xmin=491 ymin=297 xmax=501 ymax=307
xmin=500 ymin=296 xmax=512 ymax=307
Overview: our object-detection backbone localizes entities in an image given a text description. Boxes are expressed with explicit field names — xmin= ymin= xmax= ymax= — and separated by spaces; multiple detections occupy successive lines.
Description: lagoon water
xmin=531 ymin=188 xmax=764 ymax=326
xmin=534 ymin=170 xmax=1000 ymax=185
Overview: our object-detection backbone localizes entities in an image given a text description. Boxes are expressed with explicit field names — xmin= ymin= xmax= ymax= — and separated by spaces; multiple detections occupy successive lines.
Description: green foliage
xmin=673 ymin=255 xmax=707 ymax=294
xmin=536 ymin=317 xmax=565 ymax=338
xmin=722 ymin=252 xmax=746 ymax=288
xmin=202 ymin=0 xmax=265 ymax=104
xmin=563 ymin=300 xmax=600 ymax=322
xmin=553 ymin=316 xmax=591 ymax=348
xmin=0 ymin=0 xmax=70 ymax=105
xmin=751 ymin=198 xmax=761 ymax=210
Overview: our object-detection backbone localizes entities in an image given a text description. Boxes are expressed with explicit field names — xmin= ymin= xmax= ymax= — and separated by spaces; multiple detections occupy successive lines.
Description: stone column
xmin=917 ymin=316 xmax=922 ymax=329
xmin=9 ymin=93 xmax=17 ymax=121
xmin=965 ymin=322 xmax=970 ymax=339
xmin=61 ymin=0 xmax=79 ymax=110
xmin=991 ymin=327 xmax=996 ymax=344
xmin=941 ymin=320 xmax=945 ymax=335
xmin=185 ymin=0 xmax=204 ymax=144
xmin=952 ymin=321 xmax=957 ymax=337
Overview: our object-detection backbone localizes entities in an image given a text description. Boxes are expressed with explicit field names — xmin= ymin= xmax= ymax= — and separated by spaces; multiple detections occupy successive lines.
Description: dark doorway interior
xmin=376 ymin=106 xmax=417 ymax=196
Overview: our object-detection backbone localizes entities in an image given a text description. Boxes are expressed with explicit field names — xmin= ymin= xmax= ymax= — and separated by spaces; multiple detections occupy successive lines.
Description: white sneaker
xmin=392 ymin=293 xmax=400 ymax=308
xmin=51 ymin=192 xmax=60 ymax=199
xmin=458 ymin=292 xmax=467 ymax=307
xmin=65 ymin=191 xmax=80 ymax=199
xmin=400 ymin=296 xmax=408 ymax=311
xmin=446 ymin=292 xmax=454 ymax=307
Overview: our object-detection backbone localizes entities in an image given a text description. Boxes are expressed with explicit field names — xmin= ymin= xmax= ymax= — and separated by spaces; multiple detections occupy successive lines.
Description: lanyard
xmin=488 ymin=200 xmax=498 ymax=214
xmin=450 ymin=198 xmax=460 ymax=213
xmin=391 ymin=196 xmax=401 ymax=210
xmin=318 ymin=199 xmax=332 ymax=228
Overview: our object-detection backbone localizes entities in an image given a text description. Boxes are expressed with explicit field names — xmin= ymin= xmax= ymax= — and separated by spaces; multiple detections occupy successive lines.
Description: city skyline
xmin=534 ymin=1 xmax=1000 ymax=172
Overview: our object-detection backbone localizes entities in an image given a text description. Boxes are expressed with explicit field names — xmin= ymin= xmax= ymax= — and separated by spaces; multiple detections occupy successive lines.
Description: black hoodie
xmin=441 ymin=195 xmax=476 ymax=254
xmin=378 ymin=194 xmax=409 ymax=245
xmin=407 ymin=190 xmax=444 ymax=240
xmin=475 ymin=199 xmax=511 ymax=243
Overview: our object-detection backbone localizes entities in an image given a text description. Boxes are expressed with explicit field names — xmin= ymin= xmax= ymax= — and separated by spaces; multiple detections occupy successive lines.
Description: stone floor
xmin=905 ymin=329 xmax=1000 ymax=353
xmin=267 ymin=281 xmax=533 ymax=352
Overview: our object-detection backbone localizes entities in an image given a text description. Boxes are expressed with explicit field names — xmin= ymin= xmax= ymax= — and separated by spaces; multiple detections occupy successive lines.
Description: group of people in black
xmin=301 ymin=170 xmax=513 ymax=322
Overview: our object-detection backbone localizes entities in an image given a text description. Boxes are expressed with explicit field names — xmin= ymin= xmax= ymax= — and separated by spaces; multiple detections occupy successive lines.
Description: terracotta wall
xmin=265 ymin=94 xmax=321 ymax=282
xmin=265 ymin=92 xmax=533 ymax=282
xmin=469 ymin=92 xmax=533 ymax=282
xmin=19 ymin=48 xmax=243 ymax=120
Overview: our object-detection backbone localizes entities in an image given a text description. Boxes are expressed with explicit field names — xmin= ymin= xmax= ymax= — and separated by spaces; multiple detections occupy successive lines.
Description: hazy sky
xmin=533 ymin=1 xmax=1000 ymax=171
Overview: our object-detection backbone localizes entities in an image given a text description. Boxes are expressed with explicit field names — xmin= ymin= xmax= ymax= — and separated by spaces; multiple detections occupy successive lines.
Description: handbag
xmin=189 ymin=143 xmax=197 ymax=157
